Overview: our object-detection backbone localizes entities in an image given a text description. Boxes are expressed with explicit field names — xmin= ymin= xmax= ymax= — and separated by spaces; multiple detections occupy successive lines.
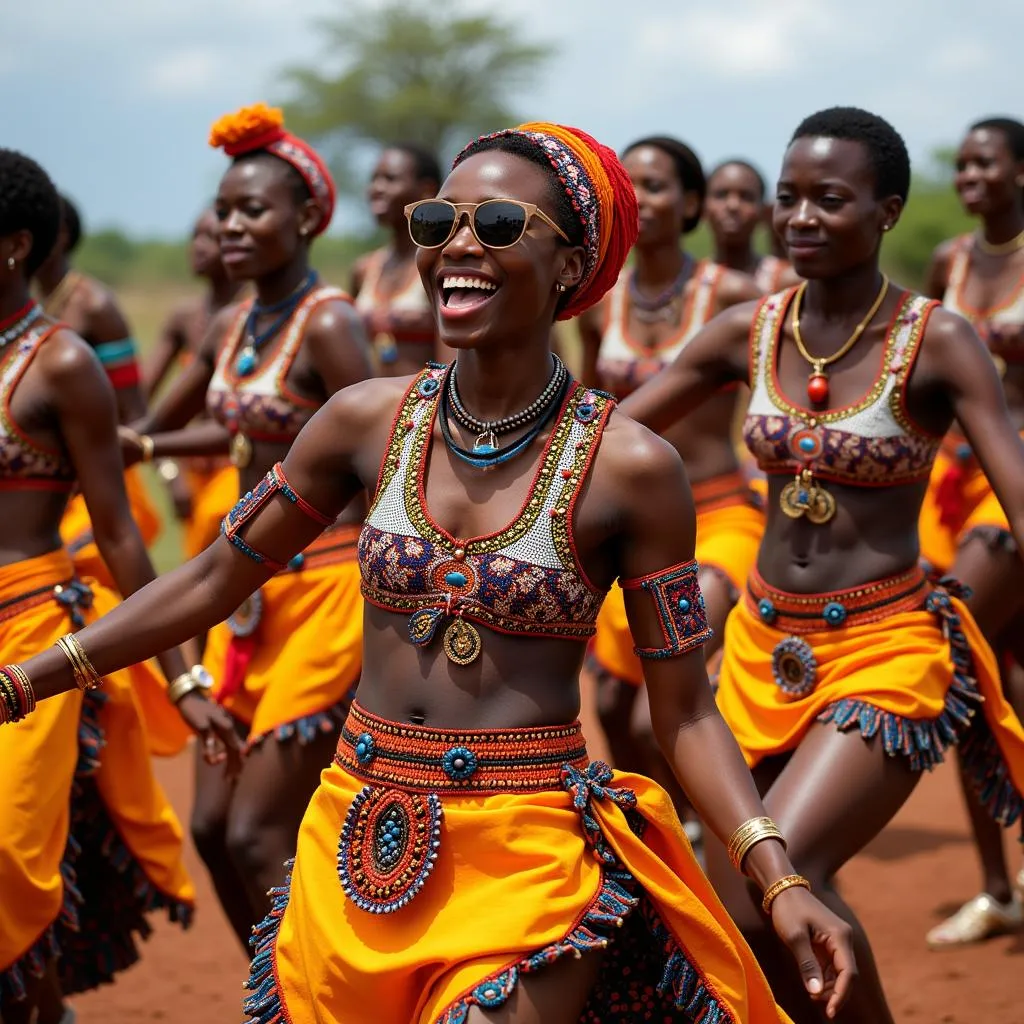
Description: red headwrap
xmin=454 ymin=122 xmax=639 ymax=320
xmin=208 ymin=103 xmax=336 ymax=236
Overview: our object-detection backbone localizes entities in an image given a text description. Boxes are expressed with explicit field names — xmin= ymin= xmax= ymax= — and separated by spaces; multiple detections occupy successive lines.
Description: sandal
xmin=926 ymin=891 xmax=1023 ymax=948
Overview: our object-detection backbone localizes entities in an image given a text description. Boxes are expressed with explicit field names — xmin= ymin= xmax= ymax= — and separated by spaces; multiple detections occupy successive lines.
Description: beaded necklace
xmin=235 ymin=271 xmax=319 ymax=377
xmin=0 ymin=302 xmax=44 ymax=349
xmin=628 ymin=255 xmax=693 ymax=324
xmin=447 ymin=355 xmax=567 ymax=453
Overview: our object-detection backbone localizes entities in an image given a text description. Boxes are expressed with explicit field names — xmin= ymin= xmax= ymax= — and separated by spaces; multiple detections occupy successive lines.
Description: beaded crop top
xmin=596 ymin=260 xmax=723 ymax=398
xmin=358 ymin=364 xmax=614 ymax=649
xmin=353 ymin=250 xmax=433 ymax=344
xmin=0 ymin=319 xmax=74 ymax=490
xmin=943 ymin=236 xmax=1024 ymax=364
xmin=742 ymin=287 xmax=941 ymax=486
xmin=207 ymin=285 xmax=349 ymax=442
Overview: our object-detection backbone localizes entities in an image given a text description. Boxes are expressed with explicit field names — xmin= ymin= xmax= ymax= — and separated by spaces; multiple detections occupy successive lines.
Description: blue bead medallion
xmin=354 ymin=733 xmax=376 ymax=766
xmin=822 ymin=601 xmax=847 ymax=627
xmin=771 ymin=636 xmax=818 ymax=699
xmin=757 ymin=598 xmax=777 ymax=625
xmin=442 ymin=746 xmax=478 ymax=782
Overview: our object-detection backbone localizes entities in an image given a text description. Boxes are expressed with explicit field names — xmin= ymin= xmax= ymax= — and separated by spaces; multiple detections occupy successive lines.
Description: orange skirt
xmin=60 ymin=465 xmax=162 ymax=590
xmin=919 ymin=435 xmax=1012 ymax=574
xmin=593 ymin=472 xmax=764 ymax=686
xmin=243 ymin=703 xmax=792 ymax=1024
xmin=0 ymin=551 xmax=192 ymax=1006
xmin=717 ymin=568 xmax=1024 ymax=826
xmin=183 ymin=462 xmax=238 ymax=559
xmin=205 ymin=526 xmax=363 ymax=744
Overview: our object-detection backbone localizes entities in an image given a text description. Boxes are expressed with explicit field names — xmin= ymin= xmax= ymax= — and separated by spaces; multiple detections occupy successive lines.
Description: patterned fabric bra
xmin=742 ymin=287 xmax=942 ymax=486
xmin=207 ymin=285 xmax=348 ymax=442
xmin=358 ymin=364 xmax=614 ymax=643
xmin=596 ymin=260 xmax=722 ymax=398
xmin=0 ymin=321 xmax=75 ymax=490
xmin=944 ymin=236 xmax=1024 ymax=364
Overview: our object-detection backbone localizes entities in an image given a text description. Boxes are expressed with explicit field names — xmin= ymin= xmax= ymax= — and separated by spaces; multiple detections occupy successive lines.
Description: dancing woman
xmin=918 ymin=117 xmax=1024 ymax=947
xmin=706 ymin=159 xmax=800 ymax=293
xmin=142 ymin=208 xmax=245 ymax=561
xmin=118 ymin=104 xmax=373 ymax=948
xmin=0 ymin=149 xmax=238 ymax=1024
xmin=352 ymin=143 xmax=442 ymax=373
xmin=577 ymin=136 xmax=763 ymax=797
xmin=3 ymin=121 xmax=856 ymax=1023
xmin=621 ymin=107 xmax=1024 ymax=1023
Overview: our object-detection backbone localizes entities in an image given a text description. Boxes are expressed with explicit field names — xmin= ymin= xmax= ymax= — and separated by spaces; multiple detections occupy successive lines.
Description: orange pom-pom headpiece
xmin=453 ymin=122 xmax=638 ymax=320
xmin=208 ymin=103 xmax=336 ymax=235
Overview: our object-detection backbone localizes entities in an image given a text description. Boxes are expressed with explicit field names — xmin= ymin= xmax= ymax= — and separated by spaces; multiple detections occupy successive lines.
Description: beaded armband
xmin=620 ymin=559 xmax=713 ymax=659
xmin=221 ymin=462 xmax=333 ymax=570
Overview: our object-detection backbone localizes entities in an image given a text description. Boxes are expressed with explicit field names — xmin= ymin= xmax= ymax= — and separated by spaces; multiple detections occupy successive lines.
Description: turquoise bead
xmin=798 ymin=437 xmax=816 ymax=453
xmin=677 ymin=598 xmax=691 ymax=612
xmin=445 ymin=571 xmax=468 ymax=587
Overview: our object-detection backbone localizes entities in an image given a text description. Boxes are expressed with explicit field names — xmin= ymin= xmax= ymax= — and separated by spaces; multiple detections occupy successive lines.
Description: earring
xmin=882 ymin=224 xmax=891 ymax=232
xmin=555 ymin=282 xmax=566 ymax=293
xmin=6 ymin=257 xmax=14 ymax=270
xmin=299 ymin=228 xmax=309 ymax=238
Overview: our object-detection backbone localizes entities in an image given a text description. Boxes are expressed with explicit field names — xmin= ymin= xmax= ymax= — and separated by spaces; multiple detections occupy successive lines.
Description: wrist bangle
xmin=762 ymin=874 xmax=812 ymax=915
xmin=167 ymin=664 xmax=214 ymax=705
xmin=55 ymin=633 xmax=103 ymax=691
xmin=139 ymin=434 xmax=156 ymax=463
xmin=0 ymin=665 xmax=35 ymax=723
xmin=727 ymin=816 xmax=787 ymax=874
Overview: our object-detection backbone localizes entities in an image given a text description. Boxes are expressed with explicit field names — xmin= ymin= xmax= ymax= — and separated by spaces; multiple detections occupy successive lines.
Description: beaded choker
xmin=235 ymin=271 xmax=319 ymax=377
xmin=0 ymin=302 xmax=44 ymax=350
xmin=447 ymin=355 xmax=567 ymax=454
xmin=628 ymin=256 xmax=692 ymax=324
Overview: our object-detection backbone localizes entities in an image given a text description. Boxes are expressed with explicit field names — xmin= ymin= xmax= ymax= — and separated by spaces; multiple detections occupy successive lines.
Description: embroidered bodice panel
xmin=358 ymin=365 xmax=614 ymax=640
xmin=742 ymin=288 xmax=941 ymax=485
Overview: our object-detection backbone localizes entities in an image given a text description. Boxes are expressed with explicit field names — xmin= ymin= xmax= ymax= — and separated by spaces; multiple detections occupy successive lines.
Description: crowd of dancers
xmin=0 ymin=97 xmax=1022 ymax=1024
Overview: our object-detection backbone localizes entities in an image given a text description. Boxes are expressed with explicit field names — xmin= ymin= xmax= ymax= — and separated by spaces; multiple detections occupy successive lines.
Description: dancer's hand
xmin=770 ymin=886 xmax=857 ymax=1018
xmin=177 ymin=692 xmax=244 ymax=776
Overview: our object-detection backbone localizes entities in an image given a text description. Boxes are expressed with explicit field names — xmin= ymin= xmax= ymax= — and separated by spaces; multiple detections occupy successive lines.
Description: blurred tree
xmin=279 ymin=1 xmax=554 ymax=192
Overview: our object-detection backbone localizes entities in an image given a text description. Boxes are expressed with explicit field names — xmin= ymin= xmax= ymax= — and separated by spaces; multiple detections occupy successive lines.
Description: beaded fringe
xmin=242 ymin=762 xmax=735 ymax=1024
xmin=0 ymin=690 xmax=192 ymax=1005
xmin=818 ymin=585 xmax=1024 ymax=834
xmin=245 ymin=692 xmax=354 ymax=751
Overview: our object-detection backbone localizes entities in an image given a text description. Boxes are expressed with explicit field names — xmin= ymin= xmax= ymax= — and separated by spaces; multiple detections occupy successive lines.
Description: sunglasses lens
xmin=473 ymin=201 xmax=529 ymax=248
xmin=409 ymin=202 xmax=457 ymax=247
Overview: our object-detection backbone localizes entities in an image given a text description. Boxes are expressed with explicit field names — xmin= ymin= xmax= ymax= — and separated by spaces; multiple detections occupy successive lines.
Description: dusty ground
xmin=74 ymin=694 xmax=1022 ymax=1023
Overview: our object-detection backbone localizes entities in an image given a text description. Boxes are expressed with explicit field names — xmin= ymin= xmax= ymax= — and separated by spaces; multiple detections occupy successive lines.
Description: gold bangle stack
xmin=55 ymin=634 xmax=103 ymax=691
xmin=166 ymin=664 xmax=214 ymax=705
xmin=727 ymin=816 xmax=787 ymax=873
xmin=9 ymin=665 xmax=36 ymax=717
xmin=762 ymin=874 xmax=812 ymax=915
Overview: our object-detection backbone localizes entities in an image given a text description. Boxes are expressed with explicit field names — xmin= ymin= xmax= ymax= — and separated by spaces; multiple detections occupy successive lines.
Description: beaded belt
xmin=746 ymin=565 xmax=927 ymax=635
xmin=335 ymin=701 xmax=590 ymax=794
xmin=335 ymin=702 xmax=590 ymax=915
xmin=692 ymin=471 xmax=761 ymax=515
xmin=0 ymin=577 xmax=92 ymax=628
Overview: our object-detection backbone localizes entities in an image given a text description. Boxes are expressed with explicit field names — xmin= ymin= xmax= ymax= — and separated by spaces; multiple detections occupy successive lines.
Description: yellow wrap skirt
xmin=183 ymin=461 xmax=238 ymax=559
xmin=716 ymin=567 xmax=1024 ymax=827
xmin=205 ymin=525 xmax=363 ymax=745
xmin=243 ymin=702 xmax=792 ymax=1024
xmin=0 ymin=550 xmax=193 ymax=1006
xmin=918 ymin=435 xmax=1013 ymax=574
xmin=593 ymin=472 xmax=764 ymax=686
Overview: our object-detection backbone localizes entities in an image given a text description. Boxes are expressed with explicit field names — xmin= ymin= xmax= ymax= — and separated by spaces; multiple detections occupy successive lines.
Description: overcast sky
xmin=4 ymin=0 xmax=1020 ymax=237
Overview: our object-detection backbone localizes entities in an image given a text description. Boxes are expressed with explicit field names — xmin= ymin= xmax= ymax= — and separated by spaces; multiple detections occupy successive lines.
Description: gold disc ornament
xmin=442 ymin=618 xmax=482 ymax=666
xmin=230 ymin=431 xmax=253 ymax=469
xmin=780 ymin=470 xmax=836 ymax=525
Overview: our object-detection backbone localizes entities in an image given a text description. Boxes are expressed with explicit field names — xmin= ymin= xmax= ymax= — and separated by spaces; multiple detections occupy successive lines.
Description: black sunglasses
xmin=404 ymin=199 xmax=570 ymax=250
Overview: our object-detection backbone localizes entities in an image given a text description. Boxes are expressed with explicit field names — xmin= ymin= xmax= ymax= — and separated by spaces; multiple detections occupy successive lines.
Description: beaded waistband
xmin=745 ymin=566 xmax=927 ymax=634
xmin=335 ymin=702 xmax=590 ymax=794
xmin=692 ymin=471 xmax=760 ymax=514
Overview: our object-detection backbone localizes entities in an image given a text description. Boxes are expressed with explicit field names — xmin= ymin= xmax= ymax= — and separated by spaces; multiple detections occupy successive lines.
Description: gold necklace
xmin=976 ymin=228 xmax=1024 ymax=257
xmin=791 ymin=275 xmax=889 ymax=406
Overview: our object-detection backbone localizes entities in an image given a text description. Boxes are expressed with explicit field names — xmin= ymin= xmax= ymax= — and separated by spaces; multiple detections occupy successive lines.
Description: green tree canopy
xmin=280 ymin=1 xmax=555 ymax=193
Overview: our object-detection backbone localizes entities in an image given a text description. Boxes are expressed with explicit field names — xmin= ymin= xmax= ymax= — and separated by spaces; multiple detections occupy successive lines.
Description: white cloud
xmin=147 ymin=46 xmax=220 ymax=98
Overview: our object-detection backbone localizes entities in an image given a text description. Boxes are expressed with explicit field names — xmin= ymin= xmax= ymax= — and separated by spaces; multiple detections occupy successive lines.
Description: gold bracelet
xmin=139 ymin=434 xmax=156 ymax=463
xmin=167 ymin=672 xmax=199 ymax=705
xmin=727 ymin=816 xmax=787 ymax=873
xmin=762 ymin=874 xmax=812 ymax=915
xmin=55 ymin=634 xmax=103 ymax=691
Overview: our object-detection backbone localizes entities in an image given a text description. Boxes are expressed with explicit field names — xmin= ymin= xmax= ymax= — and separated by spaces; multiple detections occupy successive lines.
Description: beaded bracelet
xmin=727 ymin=816 xmax=787 ymax=873
xmin=0 ymin=664 xmax=37 ymax=723
xmin=762 ymin=874 xmax=812 ymax=915
xmin=55 ymin=634 xmax=103 ymax=691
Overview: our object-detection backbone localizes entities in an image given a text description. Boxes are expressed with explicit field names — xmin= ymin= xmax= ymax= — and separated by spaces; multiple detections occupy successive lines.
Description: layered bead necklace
xmin=0 ymin=301 xmax=44 ymax=350
xmin=440 ymin=355 xmax=569 ymax=470
xmin=234 ymin=271 xmax=318 ymax=377
xmin=628 ymin=255 xmax=692 ymax=325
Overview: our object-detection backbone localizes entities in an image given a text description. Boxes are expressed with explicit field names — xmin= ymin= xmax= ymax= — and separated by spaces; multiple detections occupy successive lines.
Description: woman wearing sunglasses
xmin=116 ymin=104 xmax=373 ymax=950
xmin=4 ymin=120 xmax=856 ymax=1023
xmin=621 ymin=106 xmax=1024 ymax=1023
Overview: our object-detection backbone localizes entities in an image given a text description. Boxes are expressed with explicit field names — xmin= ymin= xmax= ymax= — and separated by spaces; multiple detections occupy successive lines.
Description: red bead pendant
xmin=806 ymin=372 xmax=829 ymax=405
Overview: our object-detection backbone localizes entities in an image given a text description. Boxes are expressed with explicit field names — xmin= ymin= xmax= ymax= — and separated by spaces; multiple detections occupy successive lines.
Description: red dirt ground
xmin=74 ymin=695 xmax=1022 ymax=1023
